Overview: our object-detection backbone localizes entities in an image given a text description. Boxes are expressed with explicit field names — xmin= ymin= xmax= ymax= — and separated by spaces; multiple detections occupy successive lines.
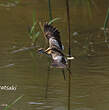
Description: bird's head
xmin=38 ymin=48 xmax=45 ymax=54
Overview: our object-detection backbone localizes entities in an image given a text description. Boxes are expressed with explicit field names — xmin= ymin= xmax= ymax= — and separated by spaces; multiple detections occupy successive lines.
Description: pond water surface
xmin=0 ymin=0 xmax=109 ymax=110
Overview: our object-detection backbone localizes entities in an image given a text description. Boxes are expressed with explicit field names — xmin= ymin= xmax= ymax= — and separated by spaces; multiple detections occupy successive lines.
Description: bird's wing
xmin=44 ymin=23 xmax=63 ymax=50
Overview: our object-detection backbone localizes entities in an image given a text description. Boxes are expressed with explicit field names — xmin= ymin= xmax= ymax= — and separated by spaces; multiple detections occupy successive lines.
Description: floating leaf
xmin=48 ymin=18 xmax=61 ymax=25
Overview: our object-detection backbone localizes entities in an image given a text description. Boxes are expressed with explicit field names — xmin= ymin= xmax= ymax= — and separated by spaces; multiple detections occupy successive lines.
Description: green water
xmin=0 ymin=0 xmax=109 ymax=110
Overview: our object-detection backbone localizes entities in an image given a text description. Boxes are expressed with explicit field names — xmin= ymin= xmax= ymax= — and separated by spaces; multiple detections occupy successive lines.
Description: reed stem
xmin=68 ymin=75 xmax=71 ymax=110
xmin=66 ymin=0 xmax=71 ymax=109
xmin=68 ymin=60 xmax=71 ymax=110
xmin=48 ymin=0 xmax=52 ymax=21
xmin=44 ymin=0 xmax=53 ymax=98
xmin=66 ymin=0 xmax=71 ymax=56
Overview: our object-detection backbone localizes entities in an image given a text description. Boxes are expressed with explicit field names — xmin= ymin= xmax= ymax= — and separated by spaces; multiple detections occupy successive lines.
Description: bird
xmin=38 ymin=47 xmax=67 ymax=68
xmin=38 ymin=23 xmax=67 ymax=68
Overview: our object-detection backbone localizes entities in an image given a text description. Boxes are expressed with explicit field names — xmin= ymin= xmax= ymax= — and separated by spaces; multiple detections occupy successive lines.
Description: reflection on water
xmin=0 ymin=0 xmax=109 ymax=110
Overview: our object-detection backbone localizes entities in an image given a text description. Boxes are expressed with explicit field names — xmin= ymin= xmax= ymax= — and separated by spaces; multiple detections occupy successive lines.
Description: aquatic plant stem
xmin=104 ymin=8 xmax=109 ymax=42
xmin=68 ymin=60 xmax=71 ymax=110
xmin=62 ymin=69 xmax=66 ymax=80
xmin=44 ymin=0 xmax=52 ymax=98
xmin=68 ymin=73 xmax=71 ymax=110
xmin=4 ymin=95 xmax=23 ymax=110
xmin=66 ymin=0 xmax=71 ymax=56
xmin=48 ymin=0 xmax=52 ymax=21
xmin=45 ymin=64 xmax=50 ymax=98
xmin=66 ymin=0 xmax=71 ymax=109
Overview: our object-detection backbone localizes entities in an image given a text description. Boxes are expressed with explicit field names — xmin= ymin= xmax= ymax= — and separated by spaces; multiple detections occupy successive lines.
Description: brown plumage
xmin=38 ymin=23 xmax=67 ymax=68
